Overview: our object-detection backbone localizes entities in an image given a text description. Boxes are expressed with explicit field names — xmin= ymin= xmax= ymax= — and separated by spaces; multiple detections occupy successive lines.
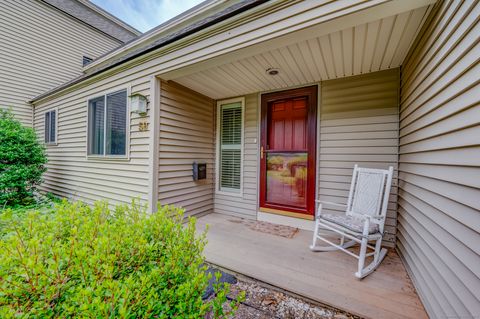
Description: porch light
xmin=130 ymin=93 xmax=148 ymax=116
xmin=266 ymin=68 xmax=280 ymax=76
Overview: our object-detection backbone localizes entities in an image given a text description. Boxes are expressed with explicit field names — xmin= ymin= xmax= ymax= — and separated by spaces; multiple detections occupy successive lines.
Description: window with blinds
xmin=44 ymin=109 xmax=56 ymax=144
xmin=87 ymin=89 xmax=127 ymax=157
xmin=218 ymin=101 xmax=243 ymax=193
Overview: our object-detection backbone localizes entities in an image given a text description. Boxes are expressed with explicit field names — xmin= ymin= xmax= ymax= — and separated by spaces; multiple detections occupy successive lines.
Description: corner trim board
xmin=148 ymin=76 xmax=160 ymax=213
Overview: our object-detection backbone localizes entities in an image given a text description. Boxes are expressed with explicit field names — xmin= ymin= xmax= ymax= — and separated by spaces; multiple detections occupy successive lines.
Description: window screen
xmin=44 ymin=109 xmax=56 ymax=144
xmin=88 ymin=89 xmax=127 ymax=156
xmin=219 ymin=102 xmax=242 ymax=192
xmin=106 ymin=90 xmax=127 ymax=155
xmin=88 ymin=96 xmax=105 ymax=155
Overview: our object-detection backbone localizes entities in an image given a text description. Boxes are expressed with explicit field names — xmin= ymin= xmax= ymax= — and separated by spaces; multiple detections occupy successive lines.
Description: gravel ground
xmin=221 ymin=277 xmax=359 ymax=319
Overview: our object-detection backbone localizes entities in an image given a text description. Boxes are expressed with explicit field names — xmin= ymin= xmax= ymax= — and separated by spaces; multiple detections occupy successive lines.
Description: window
xmin=217 ymin=99 xmax=244 ymax=193
xmin=88 ymin=89 xmax=127 ymax=157
xmin=83 ymin=56 xmax=93 ymax=66
xmin=44 ymin=109 xmax=56 ymax=144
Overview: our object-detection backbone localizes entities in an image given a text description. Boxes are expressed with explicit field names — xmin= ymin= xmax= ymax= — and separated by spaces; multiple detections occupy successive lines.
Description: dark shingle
xmin=42 ymin=0 xmax=140 ymax=43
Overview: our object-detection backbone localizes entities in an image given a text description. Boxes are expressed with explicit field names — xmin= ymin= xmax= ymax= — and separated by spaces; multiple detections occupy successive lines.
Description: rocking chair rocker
xmin=310 ymin=165 xmax=394 ymax=279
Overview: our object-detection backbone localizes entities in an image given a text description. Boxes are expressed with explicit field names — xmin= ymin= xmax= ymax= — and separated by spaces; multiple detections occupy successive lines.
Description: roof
xmin=31 ymin=0 xmax=267 ymax=103
xmin=42 ymin=0 xmax=141 ymax=43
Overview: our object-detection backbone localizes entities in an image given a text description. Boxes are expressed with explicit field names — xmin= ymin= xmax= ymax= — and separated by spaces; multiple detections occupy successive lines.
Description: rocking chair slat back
xmin=347 ymin=165 xmax=394 ymax=221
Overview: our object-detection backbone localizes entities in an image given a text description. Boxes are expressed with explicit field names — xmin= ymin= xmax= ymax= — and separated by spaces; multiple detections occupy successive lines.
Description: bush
xmin=0 ymin=200 xmax=242 ymax=318
xmin=0 ymin=109 xmax=47 ymax=207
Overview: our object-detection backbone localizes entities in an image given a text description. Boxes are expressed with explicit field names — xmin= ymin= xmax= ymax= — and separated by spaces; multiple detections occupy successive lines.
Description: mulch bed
xmin=205 ymin=267 xmax=359 ymax=319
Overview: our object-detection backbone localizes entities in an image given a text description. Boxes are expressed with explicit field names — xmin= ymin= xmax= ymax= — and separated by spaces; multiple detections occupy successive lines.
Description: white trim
xmin=315 ymin=83 xmax=321 ymax=218
xmin=85 ymin=86 xmax=130 ymax=160
xmin=44 ymin=107 xmax=58 ymax=146
xmin=256 ymin=92 xmax=261 ymax=210
xmin=147 ymin=76 xmax=160 ymax=213
xmin=215 ymin=97 xmax=245 ymax=197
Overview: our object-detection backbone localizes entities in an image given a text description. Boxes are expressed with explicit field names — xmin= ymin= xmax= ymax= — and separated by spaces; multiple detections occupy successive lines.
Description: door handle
xmin=260 ymin=146 xmax=264 ymax=159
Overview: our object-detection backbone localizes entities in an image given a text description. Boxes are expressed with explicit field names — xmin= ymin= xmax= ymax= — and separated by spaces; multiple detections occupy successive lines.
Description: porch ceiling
xmin=171 ymin=5 xmax=431 ymax=99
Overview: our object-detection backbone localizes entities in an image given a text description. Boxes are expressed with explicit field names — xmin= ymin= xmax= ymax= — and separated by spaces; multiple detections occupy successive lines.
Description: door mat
xmin=241 ymin=220 xmax=299 ymax=239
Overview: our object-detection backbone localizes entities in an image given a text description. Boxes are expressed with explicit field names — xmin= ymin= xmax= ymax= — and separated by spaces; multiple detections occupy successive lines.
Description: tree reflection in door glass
xmin=266 ymin=152 xmax=307 ymax=208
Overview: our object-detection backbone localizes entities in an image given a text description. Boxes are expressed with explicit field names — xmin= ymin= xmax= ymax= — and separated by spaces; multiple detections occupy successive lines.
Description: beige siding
xmin=33 ymin=72 xmax=152 ymax=206
xmin=319 ymin=69 xmax=400 ymax=246
xmin=398 ymin=1 xmax=480 ymax=318
xmin=158 ymin=81 xmax=215 ymax=217
xmin=214 ymin=94 xmax=258 ymax=219
xmin=0 ymin=0 xmax=121 ymax=125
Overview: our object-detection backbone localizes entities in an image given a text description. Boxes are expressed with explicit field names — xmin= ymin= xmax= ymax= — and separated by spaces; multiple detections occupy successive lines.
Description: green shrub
xmin=0 ymin=109 xmax=47 ymax=207
xmin=0 ymin=200 xmax=242 ymax=318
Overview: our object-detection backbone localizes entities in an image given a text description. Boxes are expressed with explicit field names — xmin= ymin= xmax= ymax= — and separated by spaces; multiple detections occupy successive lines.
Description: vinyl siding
xmin=214 ymin=94 xmax=258 ymax=219
xmin=158 ymin=81 xmax=215 ymax=217
xmin=33 ymin=73 xmax=152 ymax=206
xmin=0 ymin=0 xmax=121 ymax=125
xmin=398 ymin=1 xmax=480 ymax=318
xmin=319 ymin=69 xmax=400 ymax=247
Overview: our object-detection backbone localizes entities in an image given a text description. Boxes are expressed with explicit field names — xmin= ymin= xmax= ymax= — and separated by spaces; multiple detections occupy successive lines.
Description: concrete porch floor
xmin=196 ymin=213 xmax=427 ymax=319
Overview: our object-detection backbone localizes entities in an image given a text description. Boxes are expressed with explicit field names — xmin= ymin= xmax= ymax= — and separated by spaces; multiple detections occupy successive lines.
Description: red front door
xmin=260 ymin=86 xmax=317 ymax=218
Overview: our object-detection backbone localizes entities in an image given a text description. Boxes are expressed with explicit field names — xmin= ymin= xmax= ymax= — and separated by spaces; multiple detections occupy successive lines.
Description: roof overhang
xmin=31 ymin=0 xmax=436 ymax=104
xmin=80 ymin=0 xmax=230 ymax=73
xmin=167 ymin=2 xmax=434 ymax=99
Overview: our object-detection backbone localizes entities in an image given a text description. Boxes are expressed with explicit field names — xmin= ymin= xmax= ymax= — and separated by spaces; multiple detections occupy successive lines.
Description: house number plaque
xmin=139 ymin=120 xmax=149 ymax=132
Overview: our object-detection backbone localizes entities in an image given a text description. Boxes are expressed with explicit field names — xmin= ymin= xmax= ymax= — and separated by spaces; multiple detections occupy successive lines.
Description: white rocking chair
xmin=310 ymin=165 xmax=394 ymax=279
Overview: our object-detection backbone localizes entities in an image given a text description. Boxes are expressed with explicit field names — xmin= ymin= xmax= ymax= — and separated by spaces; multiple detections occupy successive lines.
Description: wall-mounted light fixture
xmin=130 ymin=93 xmax=148 ymax=116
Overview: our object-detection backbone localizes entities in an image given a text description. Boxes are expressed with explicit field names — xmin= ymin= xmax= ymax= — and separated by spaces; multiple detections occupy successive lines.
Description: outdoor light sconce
xmin=130 ymin=93 xmax=148 ymax=116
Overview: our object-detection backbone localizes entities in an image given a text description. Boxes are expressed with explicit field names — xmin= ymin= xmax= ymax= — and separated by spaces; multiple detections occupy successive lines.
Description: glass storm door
xmin=260 ymin=86 xmax=317 ymax=218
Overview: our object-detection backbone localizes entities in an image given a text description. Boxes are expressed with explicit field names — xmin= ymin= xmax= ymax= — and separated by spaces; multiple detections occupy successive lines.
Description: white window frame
xmin=215 ymin=97 xmax=245 ymax=196
xmin=86 ymin=87 xmax=130 ymax=160
xmin=44 ymin=108 xmax=58 ymax=145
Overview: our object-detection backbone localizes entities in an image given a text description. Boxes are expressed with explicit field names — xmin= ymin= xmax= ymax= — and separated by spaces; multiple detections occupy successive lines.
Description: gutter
xmin=31 ymin=0 xmax=269 ymax=104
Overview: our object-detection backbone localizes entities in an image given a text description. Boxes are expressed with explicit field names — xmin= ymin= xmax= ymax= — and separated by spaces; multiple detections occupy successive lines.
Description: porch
xmin=155 ymin=2 xmax=437 ymax=318
xmin=196 ymin=213 xmax=427 ymax=319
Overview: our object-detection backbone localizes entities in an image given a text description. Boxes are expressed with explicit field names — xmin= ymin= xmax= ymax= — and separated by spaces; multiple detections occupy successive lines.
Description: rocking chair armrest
xmin=315 ymin=201 xmax=347 ymax=218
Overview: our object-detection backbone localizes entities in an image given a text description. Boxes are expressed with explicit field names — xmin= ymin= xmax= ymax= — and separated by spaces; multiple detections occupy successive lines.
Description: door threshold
xmin=258 ymin=211 xmax=315 ymax=231
xmin=259 ymin=207 xmax=314 ymax=220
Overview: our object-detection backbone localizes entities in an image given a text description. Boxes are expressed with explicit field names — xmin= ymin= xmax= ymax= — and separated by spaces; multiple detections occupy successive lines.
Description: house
xmin=0 ymin=0 xmax=140 ymax=126
xmin=27 ymin=0 xmax=479 ymax=318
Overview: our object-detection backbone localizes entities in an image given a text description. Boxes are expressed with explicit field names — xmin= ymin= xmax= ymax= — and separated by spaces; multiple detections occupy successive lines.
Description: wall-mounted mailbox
xmin=193 ymin=162 xmax=207 ymax=181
